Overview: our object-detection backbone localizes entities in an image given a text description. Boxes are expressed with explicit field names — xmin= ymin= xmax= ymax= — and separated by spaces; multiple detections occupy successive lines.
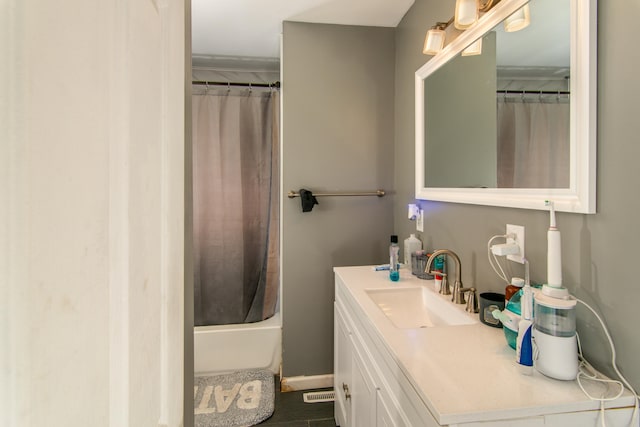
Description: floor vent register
xmin=303 ymin=390 xmax=335 ymax=404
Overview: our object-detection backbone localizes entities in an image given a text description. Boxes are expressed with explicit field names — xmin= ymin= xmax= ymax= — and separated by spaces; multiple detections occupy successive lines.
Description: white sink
xmin=366 ymin=287 xmax=477 ymax=329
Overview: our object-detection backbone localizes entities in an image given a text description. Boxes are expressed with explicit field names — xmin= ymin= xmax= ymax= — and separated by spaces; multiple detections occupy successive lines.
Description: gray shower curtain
xmin=497 ymin=98 xmax=570 ymax=188
xmin=192 ymin=85 xmax=279 ymax=326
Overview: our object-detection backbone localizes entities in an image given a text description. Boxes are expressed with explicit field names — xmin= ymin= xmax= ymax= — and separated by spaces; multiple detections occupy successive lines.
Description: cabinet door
xmin=376 ymin=389 xmax=411 ymax=427
xmin=351 ymin=339 xmax=377 ymax=427
xmin=334 ymin=304 xmax=352 ymax=427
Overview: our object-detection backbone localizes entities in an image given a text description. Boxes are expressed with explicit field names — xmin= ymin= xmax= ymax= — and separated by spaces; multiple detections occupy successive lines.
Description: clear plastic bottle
xmin=403 ymin=234 xmax=422 ymax=266
xmin=389 ymin=235 xmax=400 ymax=282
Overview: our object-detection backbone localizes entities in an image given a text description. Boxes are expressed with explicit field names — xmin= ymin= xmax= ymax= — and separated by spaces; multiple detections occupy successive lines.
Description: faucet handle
xmin=436 ymin=272 xmax=451 ymax=295
xmin=460 ymin=287 xmax=479 ymax=313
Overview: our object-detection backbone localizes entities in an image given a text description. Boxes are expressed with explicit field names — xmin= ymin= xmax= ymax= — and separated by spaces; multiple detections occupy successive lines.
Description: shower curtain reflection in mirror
xmin=497 ymin=96 xmax=570 ymax=189
xmin=192 ymin=85 xmax=279 ymax=326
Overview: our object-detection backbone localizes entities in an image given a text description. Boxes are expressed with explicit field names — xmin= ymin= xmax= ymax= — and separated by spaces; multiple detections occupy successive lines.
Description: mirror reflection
xmin=423 ymin=0 xmax=570 ymax=189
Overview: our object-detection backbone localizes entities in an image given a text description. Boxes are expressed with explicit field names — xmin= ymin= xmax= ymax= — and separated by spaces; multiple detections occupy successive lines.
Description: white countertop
xmin=334 ymin=265 xmax=637 ymax=425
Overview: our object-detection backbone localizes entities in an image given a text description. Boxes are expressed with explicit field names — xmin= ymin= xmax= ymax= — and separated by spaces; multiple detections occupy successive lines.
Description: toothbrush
xmin=545 ymin=200 xmax=562 ymax=288
xmin=521 ymin=259 xmax=532 ymax=321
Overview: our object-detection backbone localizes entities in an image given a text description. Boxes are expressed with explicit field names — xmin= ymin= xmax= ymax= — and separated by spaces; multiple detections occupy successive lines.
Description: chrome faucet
xmin=425 ymin=249 xmax=466 ymax=304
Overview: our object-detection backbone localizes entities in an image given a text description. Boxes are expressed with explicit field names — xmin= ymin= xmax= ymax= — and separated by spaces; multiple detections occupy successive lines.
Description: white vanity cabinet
xmin=334 ymin=303 xmax=352 ymax=426
xmin=334 ymin=266 xmax=638 ymax=427
xmin=335 ymin=302 xmax=378 ymax=427
xmin=334 ymin=284 xmax=438 ymax=427
xmin=334 ymin=300 xmax=378 ymax=427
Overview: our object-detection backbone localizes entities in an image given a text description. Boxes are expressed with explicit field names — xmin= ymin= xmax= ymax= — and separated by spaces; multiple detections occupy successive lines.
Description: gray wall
xmin=394 ymin=0 xmax=640 ymax=391
xmin=281 ymin=22 xmax=395 ymax=377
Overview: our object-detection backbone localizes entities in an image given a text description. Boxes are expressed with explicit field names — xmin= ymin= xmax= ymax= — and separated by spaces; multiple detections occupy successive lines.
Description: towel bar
xmin=287 ymin=189 xmax=385 ymax=199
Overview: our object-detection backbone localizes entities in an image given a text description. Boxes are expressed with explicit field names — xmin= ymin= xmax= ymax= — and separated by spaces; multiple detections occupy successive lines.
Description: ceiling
xmin=191 ymin=0 xmax=415 ymax=60
xmin=191 ymin=0 xmax=569 ymax=84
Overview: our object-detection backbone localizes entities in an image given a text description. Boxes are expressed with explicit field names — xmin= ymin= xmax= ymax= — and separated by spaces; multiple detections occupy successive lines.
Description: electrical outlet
xmin=506 ymin=224 xmax=525 ymax=263
xmin=416 ymin=209 xmax=424 ymax=232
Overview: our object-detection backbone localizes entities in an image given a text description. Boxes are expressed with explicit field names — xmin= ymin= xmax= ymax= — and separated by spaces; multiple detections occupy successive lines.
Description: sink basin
xmin=366 ymin=287 xmax=477 ymax=329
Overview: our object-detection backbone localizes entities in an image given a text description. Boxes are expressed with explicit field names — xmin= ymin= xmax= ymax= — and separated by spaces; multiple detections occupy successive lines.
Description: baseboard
xmin=280 ymin=374 xmax=334 ymax=392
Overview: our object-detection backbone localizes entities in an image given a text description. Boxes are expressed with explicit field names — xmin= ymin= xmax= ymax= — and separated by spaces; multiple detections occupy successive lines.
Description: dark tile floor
xmin=258 ymin=382 xmax=336 ymax=427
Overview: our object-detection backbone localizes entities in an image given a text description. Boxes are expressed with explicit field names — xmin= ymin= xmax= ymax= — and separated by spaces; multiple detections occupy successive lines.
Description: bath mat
xmin=194 ymin=369 xmax=274 ymax=427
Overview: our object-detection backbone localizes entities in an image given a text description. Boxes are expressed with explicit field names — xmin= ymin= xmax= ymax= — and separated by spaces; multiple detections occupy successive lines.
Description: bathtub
xmin=194 ymin=312 xmax=282 ymax=375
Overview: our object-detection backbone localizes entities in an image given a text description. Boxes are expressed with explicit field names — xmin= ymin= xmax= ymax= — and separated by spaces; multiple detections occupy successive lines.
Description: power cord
xmin=487 ymin=234 xmax=513 ymax=285
xmin=575 ymin=298 xmax=639 ymax=427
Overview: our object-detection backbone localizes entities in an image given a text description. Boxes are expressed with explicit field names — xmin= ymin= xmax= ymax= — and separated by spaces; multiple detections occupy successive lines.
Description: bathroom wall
xmin=394 ymin=0 xmax=640 ymax=391
xmin=281 ymin=22 xmax=395 ymax=377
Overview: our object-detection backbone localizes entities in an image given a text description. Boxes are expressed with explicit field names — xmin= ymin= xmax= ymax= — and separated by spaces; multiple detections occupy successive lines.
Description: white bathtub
xmin=194 ymin=312 xmax=282 ymax=375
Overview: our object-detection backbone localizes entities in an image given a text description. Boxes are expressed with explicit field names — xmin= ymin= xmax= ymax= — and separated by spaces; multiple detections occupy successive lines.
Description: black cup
xmin=479 ymin=292 xmax=505 ymax=328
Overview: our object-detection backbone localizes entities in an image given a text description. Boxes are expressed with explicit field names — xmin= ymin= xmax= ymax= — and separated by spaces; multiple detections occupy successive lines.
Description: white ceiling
xmin=191 ymin=0 xmax=415 ymax=60
xmin=191 ymin=0 xmax=569 ymax=84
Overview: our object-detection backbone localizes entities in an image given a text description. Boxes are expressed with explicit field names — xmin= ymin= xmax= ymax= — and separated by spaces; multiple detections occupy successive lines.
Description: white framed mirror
xmin=415 ymin=0 xmax=596 ymax=213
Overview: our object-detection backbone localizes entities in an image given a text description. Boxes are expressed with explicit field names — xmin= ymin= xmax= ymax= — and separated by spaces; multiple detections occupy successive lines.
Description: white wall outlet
xmin=506 ymin=224 xmax=525 ymax=263
xmin=416 ymin=209 xmax=424 ymax=232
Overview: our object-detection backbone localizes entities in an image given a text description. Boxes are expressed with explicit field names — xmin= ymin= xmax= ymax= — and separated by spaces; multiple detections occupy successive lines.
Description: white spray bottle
xmin=546 ymin=200 xmax=562 ymax=288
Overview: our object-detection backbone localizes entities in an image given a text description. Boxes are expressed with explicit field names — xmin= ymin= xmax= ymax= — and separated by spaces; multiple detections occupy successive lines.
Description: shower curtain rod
xmin=192 ymin=80 xmax=280 ymax=89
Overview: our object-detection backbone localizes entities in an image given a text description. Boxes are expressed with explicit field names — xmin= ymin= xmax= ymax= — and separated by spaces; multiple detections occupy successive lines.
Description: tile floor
xmin=258 ymin=382 xmax=336 ymax=427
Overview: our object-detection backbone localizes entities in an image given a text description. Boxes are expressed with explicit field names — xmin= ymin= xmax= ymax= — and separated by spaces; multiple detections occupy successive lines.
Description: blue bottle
xmin=389 ymin=235 xmax=400 ymax=282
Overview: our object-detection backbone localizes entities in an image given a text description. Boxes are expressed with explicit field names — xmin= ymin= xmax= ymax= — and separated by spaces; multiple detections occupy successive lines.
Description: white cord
xmin=487 ymin=234 xmax=510 ymax=284
xmin=576 ymin=299 xmax=639 ymax=427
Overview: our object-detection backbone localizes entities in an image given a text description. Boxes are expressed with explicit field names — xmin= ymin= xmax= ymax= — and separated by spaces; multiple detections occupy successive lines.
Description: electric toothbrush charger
xmin=532 ymin=328 xmax=579 ymax=381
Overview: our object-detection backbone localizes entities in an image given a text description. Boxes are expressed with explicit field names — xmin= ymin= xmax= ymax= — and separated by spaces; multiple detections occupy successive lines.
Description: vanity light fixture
xmin=423 ymin=18 xmax=453 ymax=55
xmin=424 ymin=0 xmax=529 ymax=56
xmin=504 ymin=4 xmax=531 ymax=32
xmin=461 ymin=37 xmax=483 ymax=56
xmin=455 ymin=0 xmax=505 ymax=29
xmin=478 ymin=0 xmax=502 ymax=13
xmin=426 ymin=0 xmax=505 ymax=56
xmin=454 ymin=0 xmax=479 ymax=29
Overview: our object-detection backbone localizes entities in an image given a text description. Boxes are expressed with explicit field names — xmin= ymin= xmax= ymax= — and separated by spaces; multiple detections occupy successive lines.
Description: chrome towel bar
xmin=287 ymin=189 xmax=385 ymax=199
